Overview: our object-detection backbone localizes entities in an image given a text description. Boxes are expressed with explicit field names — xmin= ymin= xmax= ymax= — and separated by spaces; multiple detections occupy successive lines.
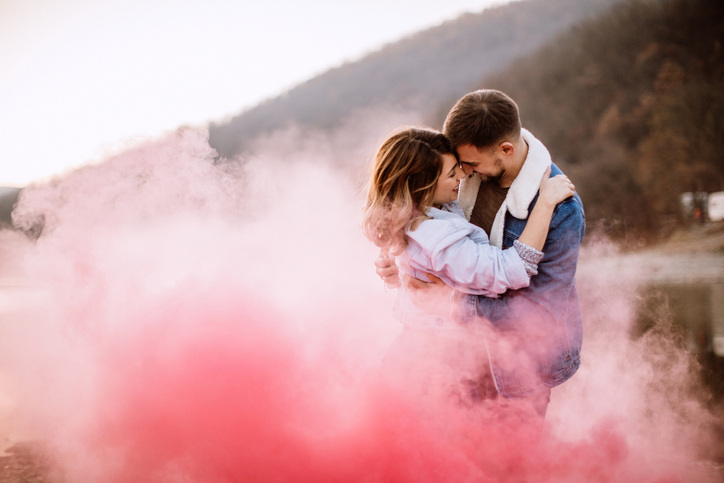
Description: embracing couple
xmin=363 ymin=89 xmax=585 ymax=421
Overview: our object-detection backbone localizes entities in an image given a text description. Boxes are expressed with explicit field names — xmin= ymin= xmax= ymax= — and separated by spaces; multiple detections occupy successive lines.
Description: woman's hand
xmin=539 ymin=166 xmax=575 ymax=208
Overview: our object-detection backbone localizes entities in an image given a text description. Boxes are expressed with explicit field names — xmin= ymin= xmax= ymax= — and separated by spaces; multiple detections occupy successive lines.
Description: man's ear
xmin=499 ymin=141 xmax=515 ymax=156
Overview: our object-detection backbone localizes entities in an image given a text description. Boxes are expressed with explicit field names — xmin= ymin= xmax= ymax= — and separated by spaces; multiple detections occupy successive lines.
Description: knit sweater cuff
xmin=513 ymin=240 xmax=544 ymax=277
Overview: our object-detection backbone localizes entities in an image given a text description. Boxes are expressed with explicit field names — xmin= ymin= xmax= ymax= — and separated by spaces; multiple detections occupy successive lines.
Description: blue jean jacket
xmin=464 ymin=164 xmax=585 ymax=398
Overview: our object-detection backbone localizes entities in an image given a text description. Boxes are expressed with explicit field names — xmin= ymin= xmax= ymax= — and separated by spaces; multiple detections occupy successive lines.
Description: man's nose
xmin=461 ymin=164 xmax=474 ymax=175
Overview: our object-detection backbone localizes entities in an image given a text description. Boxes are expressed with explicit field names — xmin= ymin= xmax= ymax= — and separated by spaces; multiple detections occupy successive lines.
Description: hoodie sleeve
xmin=406 ymin=217 xmax=532 ymax=296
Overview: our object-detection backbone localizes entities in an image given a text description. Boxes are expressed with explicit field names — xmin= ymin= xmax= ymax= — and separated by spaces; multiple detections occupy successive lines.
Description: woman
xmin=362 ymin=127 xmax=574 ymax=409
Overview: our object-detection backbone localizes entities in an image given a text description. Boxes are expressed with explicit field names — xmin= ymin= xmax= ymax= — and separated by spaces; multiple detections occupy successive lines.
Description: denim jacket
xmin=458 ymin=131 xmax=585 ymax=398
xmin=470 ymin=181 xmax=585 ymax=397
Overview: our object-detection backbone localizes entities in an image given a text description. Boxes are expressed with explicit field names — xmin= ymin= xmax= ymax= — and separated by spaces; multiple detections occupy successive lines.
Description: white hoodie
xmin=393 ymin=201 xmax=531 ymax=331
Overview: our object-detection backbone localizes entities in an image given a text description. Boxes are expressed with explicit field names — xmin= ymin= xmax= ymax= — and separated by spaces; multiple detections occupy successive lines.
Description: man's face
xmin=455 ymin=143 xmax=505 ymax=182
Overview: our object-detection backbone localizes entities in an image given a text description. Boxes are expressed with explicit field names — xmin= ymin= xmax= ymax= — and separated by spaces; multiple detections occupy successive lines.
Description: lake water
xmin=638 ymin=282 xmax=724 ymax=400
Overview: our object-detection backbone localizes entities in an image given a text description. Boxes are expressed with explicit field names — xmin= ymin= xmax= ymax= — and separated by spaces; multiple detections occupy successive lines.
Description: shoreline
xmin=579 ymin=222 xmax=724 ymax=285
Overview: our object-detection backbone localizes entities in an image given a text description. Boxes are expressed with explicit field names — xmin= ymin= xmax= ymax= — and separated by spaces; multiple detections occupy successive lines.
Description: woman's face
xmin=432 ymin=154 xmax=465 ymax=206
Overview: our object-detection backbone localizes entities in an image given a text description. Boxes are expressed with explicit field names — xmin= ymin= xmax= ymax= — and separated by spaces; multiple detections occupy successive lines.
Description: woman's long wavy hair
xmin=363 ymin=127 xmax=456 ymax=255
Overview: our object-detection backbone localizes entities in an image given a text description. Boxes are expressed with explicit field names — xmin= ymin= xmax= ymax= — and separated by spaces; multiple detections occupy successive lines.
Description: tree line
xmin=462 ymin=0 xmax=724 ymax=240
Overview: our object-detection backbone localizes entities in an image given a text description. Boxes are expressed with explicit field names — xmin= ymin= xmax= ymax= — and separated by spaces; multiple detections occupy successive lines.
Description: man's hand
xmin=402 ymin=273 xmax=456 ymax=318
xmin=374 ymin=250 xmax=400 ymax=288
xmin=404 ymin=272 xmax=446 ymax=290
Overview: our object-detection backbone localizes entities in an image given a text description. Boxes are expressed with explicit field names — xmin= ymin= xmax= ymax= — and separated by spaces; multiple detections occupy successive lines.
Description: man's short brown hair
xmin=443 ymin=89 xmax=522 ymax=149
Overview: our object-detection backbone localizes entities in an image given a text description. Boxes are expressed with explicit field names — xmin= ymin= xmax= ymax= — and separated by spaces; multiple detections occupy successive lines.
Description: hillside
xmin=468 ymin=0 xmax=724 ymax=239
xmin=208 ymin=0 xmax=621 ymax=158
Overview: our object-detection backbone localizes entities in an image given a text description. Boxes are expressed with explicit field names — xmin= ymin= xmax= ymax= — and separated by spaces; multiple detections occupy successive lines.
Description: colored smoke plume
xmin=0 ymin=126 xmax=721 ymax=481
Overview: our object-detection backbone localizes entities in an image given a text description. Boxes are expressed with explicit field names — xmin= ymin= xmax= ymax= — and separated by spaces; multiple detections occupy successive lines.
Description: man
xmin=376 ymin=89 xmax=585 ymax=419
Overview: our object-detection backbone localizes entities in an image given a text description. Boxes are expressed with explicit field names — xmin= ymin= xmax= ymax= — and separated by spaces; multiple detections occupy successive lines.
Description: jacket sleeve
xmin=462 ymin=196 xmax=585 ymax=328
xmin=409 ymin=218 xmax=532 ymax=296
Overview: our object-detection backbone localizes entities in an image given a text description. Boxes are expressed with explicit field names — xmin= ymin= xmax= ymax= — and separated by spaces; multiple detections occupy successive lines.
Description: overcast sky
xmin=0 ymin=0 xmax=518 ymax=186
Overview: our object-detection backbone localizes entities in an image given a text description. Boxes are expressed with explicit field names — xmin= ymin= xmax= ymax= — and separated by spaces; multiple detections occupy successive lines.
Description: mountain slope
xmin=208 ymin=0 xmax=621 ymax=158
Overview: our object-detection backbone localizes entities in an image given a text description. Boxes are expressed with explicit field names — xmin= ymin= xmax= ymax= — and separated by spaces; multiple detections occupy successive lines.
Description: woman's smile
xmin=432 ymin=154 xmax=466 ymax=205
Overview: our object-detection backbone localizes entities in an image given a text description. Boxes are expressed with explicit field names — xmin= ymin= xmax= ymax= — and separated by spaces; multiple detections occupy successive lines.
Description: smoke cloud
xmin=0 ymin=124 xmax=721 ymax=481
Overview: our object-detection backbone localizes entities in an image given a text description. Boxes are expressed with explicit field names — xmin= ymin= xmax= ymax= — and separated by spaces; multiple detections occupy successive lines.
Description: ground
xmin=0 ymin=443 xmax=53 ymax=482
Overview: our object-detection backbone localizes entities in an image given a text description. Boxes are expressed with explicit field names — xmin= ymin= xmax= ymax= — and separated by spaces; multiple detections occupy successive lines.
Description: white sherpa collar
xmin=457 ymin=128 xmax=552 ymax=247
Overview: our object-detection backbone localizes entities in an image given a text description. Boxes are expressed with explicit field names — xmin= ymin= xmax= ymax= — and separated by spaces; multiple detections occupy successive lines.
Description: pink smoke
xmin=0 ymin=127 xmax=720 ymax=481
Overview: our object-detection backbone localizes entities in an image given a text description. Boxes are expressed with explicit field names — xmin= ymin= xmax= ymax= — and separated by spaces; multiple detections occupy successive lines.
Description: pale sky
xmin=0 ymin=0 xmax=516 ymax=186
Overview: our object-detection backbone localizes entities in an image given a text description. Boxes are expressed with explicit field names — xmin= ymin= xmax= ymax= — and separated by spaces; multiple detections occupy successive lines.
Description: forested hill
xmin=208 ymin=0 xmax=621 ymax=158
xmin=468 ymin=0 xmax=724 ymax=239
